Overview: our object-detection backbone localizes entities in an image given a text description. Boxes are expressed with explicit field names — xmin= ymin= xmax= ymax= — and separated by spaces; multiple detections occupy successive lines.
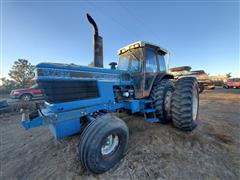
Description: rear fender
xmin=154 ymin=73 xmax=174 ymax=84
xmin=144 ymin=73 xmax=174 ymax=97
xmin=135 ymin=73 xmax=173 ymax=99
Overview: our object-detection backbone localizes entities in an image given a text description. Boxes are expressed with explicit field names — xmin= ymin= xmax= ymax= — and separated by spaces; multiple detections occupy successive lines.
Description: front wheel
xmin=79 ymin=114 xmax=129 ymax=174
xmin=171 ymin=77 xmax=199 ymax=131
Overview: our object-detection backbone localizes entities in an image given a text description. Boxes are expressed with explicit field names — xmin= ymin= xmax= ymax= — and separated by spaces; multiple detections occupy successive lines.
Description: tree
xmin=226 ymin=72 xmax=232 ymax=79
xmin=8 ymin=59 xmax=35 ymax=88
xmin=1 ymin=77 xmax=20 ymax=92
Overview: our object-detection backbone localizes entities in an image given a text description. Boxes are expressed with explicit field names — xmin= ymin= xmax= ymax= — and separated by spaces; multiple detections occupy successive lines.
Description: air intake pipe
xmin=87 ymin=13 xmax=103 ymax=68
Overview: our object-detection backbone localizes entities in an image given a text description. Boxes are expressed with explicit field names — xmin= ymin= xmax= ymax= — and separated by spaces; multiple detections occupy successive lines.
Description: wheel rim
xmin=101 ymin=134 xmax=119 ymax=156
xmin=192 ymin=88 xmax=198 ymax=121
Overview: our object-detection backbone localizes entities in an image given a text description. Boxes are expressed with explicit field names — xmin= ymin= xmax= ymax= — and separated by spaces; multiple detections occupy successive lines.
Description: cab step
xmin=144 ymin=108 xmax=156 ymax=113
xmin=146 ymin=118 xmax=159 ymax=123
xmin=142 ymin=99 xmax=158 ymax=123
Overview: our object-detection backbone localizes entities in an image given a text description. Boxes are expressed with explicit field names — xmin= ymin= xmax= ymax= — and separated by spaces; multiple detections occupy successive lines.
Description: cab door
xmin=143 ymin=48 xmax=158 ymax=97
xmin=131 ymin=55 xmax=144 ymax=99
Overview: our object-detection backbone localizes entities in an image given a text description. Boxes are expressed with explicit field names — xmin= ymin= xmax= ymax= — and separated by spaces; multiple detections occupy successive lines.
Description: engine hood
xmin=35 ymin=63 xmax=131 ymax=82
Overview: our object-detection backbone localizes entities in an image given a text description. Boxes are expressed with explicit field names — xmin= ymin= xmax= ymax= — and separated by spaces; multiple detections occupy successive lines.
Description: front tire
xmin=79 ymin=114 xmax=129 ymax=174
xmin=171 ymin=77 xmax=199 ymax=131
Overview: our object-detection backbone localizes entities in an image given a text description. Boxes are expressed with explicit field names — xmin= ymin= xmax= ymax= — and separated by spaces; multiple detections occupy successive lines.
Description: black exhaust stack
xmin=87 ymin=13 xmax=103 ymax=68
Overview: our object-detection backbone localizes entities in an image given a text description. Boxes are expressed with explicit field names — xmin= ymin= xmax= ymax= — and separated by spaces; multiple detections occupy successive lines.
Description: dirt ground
xmin=1 ymin=88 xmax=240 ymax=179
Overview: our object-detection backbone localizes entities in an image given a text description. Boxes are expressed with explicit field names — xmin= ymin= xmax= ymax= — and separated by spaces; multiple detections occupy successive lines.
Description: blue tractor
xmin=21 ymin=14 xmax=199 ymax=174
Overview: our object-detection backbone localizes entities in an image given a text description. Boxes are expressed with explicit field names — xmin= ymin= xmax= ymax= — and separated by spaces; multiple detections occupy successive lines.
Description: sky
xmin=0 ymin=0 xmax=239 ymax=79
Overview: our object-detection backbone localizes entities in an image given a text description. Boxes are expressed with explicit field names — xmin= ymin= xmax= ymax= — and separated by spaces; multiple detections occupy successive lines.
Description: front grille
xmin=37 ymin=79 xmax=99 ymax=103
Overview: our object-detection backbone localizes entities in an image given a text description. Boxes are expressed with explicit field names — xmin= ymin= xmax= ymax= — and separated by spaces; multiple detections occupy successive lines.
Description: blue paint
xmin=49 ymin=118 xmax=80 ymax=139
xmin=21 ymin=116 xmax=45 ymax=129
xmin=124 ymin=100 xmax=140 ymax=113
xmin=36 ymin=63 xmax=124 ymax=74
xmin=143 ymin=109 xmax=156 ymax=113
xmin=21 ymin=62 xmax=156 ymax=139
xmin=21 ymin=98 xmax=144 ymax=139
xmin=145 ymin=118 xmax=159 ymax=123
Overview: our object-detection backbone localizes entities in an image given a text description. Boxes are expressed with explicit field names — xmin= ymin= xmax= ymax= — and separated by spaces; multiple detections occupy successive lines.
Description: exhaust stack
xmin=87 ymin=13 xmax=103 ymax=68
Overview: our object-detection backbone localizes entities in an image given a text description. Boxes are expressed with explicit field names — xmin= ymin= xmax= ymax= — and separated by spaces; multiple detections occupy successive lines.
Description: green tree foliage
xmin=226 ymin=72 xmax=232 ymax=79
xmin=8 ymin=59 xmax=35 ymax=88
xmin=1 ymin=59 xmax=35 ymax=92
xmin=1 ymin=77 xmax=20 ymax=93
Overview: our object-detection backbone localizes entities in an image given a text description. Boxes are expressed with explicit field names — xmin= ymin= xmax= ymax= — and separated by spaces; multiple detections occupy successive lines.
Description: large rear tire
xmin=171 ymin=77 xmax=199 ymax=131
xmin=150 ymin=79 xmax=174 ymax=123
xmin=79 ymin=114 xmax=129 ymax=174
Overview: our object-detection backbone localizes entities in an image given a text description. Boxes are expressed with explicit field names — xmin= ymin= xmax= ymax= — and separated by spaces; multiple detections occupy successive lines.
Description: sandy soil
xmin=0 ymin=88 xmax=240 ymax=179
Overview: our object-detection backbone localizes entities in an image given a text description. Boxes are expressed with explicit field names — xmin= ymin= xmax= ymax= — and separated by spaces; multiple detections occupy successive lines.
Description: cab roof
xmin=118 ymin=41 xmax=169 ymax=55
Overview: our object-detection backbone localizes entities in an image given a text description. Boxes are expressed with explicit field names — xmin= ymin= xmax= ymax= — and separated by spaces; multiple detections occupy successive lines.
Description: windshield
xmin=118 ymin=48 xmax=143 ymax=72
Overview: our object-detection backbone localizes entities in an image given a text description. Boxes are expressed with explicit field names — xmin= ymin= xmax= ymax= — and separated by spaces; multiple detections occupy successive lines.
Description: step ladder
xmin=143 ymin=100 xmax=159 ymax=123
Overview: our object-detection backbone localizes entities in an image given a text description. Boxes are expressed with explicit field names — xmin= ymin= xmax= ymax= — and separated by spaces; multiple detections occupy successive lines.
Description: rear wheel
xmin=79 ymin=114 xmax=129 ymax=174
xmin=150 ymin=79 xmax=174 ymax=123
xmin=171 ymin=77 xmax=199 ymax=131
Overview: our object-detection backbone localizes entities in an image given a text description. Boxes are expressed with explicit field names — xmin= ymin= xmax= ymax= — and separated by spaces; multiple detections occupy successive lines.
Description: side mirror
xmin=109 ymin=62 xmax=117 ymax=70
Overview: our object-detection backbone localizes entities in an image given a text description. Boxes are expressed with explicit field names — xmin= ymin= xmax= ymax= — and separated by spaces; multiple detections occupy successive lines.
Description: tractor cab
xmin=117 ymin=41 xmax=170 ymax=98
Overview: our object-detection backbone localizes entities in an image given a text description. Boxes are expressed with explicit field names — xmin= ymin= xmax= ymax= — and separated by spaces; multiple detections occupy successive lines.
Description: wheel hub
xmin=101 ymin=134 xmax=119 ymax=156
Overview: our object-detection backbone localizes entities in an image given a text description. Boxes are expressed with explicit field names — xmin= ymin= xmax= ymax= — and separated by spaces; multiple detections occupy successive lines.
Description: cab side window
xmin=158 ymin=53 xmax=166 ymax=72
xmin=146 ymin=48 xmax=157 ymax=73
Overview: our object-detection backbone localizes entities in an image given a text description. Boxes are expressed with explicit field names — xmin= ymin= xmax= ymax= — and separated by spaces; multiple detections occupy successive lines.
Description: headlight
xmin=122 ymin=92 xmax=130 ymax=97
